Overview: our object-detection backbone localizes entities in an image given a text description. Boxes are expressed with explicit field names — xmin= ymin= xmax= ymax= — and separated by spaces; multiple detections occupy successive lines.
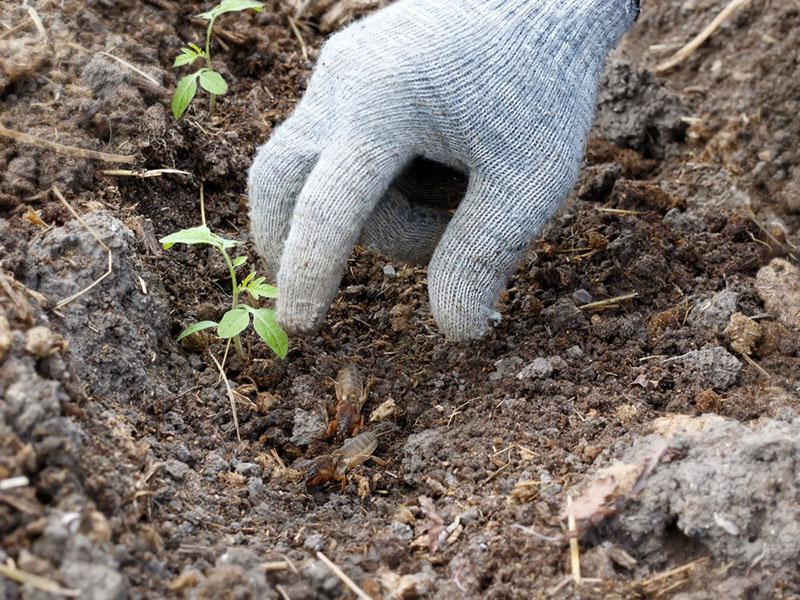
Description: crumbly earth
xmin=1 ymin=1 xmax=799 ymax=598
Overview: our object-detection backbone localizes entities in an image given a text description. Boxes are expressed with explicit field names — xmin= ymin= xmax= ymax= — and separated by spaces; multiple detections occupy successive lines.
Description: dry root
xmin=291 ymin=0 xmax=387 ymax=32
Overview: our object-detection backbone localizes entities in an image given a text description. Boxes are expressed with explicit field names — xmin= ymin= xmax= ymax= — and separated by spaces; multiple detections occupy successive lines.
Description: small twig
xmin=511 ymin=524 xmax=563 ymax=543
xmin=0 ymin=125 xmax=136 ymax=164
xmin=482 ymin=462 xmax=510 ymax=485
xmin=209 ymin=350 xmax=241 ymax=442
xmin=0 ymin=476 xmax=29 ymax=490
xmin=25 ymin=4 xmax=47 ymax=43
xmin=0 ymin=17 xmax=31 ymax=40
xmin=315 ymin=552 xmax=372 ymax=600
xmin=287 ymin=16 xmax=309 ymax=62
xmin=741 ymin=353 xmax=770 ymax=379
xmin=100 ymin=51 xmax=163 ymax=87
xmin=52 ymin=187 xmax=114 ymax=309
xmin=596 ymin=207 xmax=643 ymax=216
xmin=567 ymin=495 xmax=581 ymax=584
xmin=656 ymin=0 xmax=751 ymax=73
xmin=579 ymin=292 xmax=639 ymax=312
xmin=100 ymin=168 xmax=192 ymax=178
xmin=0 ymin=563 xmax=79 ymax=597
xmin=642 ymin=557 xmax=709 ymax=587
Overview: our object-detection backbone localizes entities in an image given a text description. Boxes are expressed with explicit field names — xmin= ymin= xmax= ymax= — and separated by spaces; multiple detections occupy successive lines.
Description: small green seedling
xmin=172 ymin=0 xmax=264 ymax=119
xmin=159 ymin=205 xmax=287 ymax=360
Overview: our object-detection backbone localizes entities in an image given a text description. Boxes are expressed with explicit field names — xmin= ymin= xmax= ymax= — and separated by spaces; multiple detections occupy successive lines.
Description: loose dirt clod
xmin=755 ymin=258 xmax=800 ymax=332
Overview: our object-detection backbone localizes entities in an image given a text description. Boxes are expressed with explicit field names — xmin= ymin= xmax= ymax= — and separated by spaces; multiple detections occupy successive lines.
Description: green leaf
xmin=199 ymin=70 xmax=228 ymax=95
xmin=197 ymin=0 xmax=264 ymax=20
xmin=177 ymin=320 xmax=218 ymax=341
xmin=172 ymin=72 xmax=200 ymax=120
xmin=245 ymin=282 xmax=279 ymax=300
xmin=232 ymin=256 xmax=247 ymax=268
xmin=240 ymin=271 xmax=255 ymax=286
xmin=174 ymin=47 xmax=202 ymax=67
xmin=160 ymin=225 xmax=217 ymax=249
xmin=217 ymin=307 xmax=250 ymax=339
xmin=246 ymin=307 xmax=288 ymax=359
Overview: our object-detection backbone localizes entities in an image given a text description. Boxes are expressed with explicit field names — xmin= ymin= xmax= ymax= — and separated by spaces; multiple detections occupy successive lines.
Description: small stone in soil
xmin=383 ymin=264 xmax=397 ymax=279
xmin=291 ymin=408 xmax=325 ymax=446
xmin=687 ymin=289 xmax=738 ymax=333
xmin=566 ymin=345 xmax=584 ymax=359
xmin=517 ymin=358 xmax=554 ymax=380
xmin=164 ymin=460 xmax=190 ymax=481
xmin=677 ymin=345 xmax=742 ymax=391
xmin=572 ymin=289 xmax=593 ymax=305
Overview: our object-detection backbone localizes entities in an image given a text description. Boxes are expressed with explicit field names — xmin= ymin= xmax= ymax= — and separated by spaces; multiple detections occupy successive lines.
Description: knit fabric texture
xmin=248 ymin=0 xmax=640 ymax=341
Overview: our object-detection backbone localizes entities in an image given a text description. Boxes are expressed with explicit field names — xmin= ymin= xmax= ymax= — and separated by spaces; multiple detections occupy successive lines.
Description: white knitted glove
xmin=248 ymin=0 xmax=640 ymax=341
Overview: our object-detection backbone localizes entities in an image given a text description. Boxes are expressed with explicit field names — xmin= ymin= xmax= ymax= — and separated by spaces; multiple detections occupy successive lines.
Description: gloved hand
xmin=248 ymin=0 xmax=640 ymax=341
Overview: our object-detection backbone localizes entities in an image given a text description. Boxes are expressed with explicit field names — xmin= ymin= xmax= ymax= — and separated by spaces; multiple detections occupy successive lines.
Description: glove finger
xmin=247 ymin=106 xmax=322 ymax=277
xmin=427 ymin=167 xmax=574 ymax=341
xmin=277 ymin=141 xmax=408 ymax=334
xmin=359 ymin=186 xmax=451 ymax=265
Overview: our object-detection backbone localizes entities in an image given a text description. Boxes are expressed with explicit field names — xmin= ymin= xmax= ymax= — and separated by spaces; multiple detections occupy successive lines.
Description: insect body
xmin=326 ymin=364 xmax=368 ymax=440
xmin=305 ymin=431 xmax=378 ymax=490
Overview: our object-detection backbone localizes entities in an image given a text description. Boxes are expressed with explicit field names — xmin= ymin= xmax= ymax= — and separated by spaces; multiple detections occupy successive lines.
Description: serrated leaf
xmin=197 ymin=0 xmax=264 ymax=20
xmin=160 ymin=225 xmax=217 ymax=249
xmin=245 ymin=282 xmax=279 ymax=300
xmin=171 ymin=72 xmax=200 ymax=120
xmin=246 ymin=307 xmax=288 ymax=359
xmin=232 ymin=256 xmax=247 ymax=268
xmin=177 ymin=320 xmax=218 ymax=341
xmin=174 ymin=53 xmax=194 ymax=67
xmin=217 ymin=308 xmax=250 ymax=339
xmin=199 ymin=70 xmax=228 ymax=95
xmin=240 ymin=271 xmax=255 ymax=286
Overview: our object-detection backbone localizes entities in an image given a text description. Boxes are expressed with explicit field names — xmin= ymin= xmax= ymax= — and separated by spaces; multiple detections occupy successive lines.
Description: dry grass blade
xmin=0 ymin=563 xmax=79 ymax=597
xmin=597 ymin=207 xmax=643 ymax=216
xmin=579 ymin=292 xmax=639 ymax=312
xmin=209 ymin=350 xmax=241 ymax=442
xmin=315 ymin=552 xmax=372 ymax=600
xmin=100 ymin=51 xmax=162 ymax=87
xmin=25 ymin=4 xmax=47 ymax=42
xmin=287 ymin=16 xmax=309 ymax=61
xmin=0 ymin=125 xmax=136 ymax=164
xmin=0 ymin=17 xmax=31 ymax=40
xmin=52 ymin=187 xmax=114 ymax=309
xmin=656 ymin=0 xmax=751 ymax=73
xmin=566 ymin=495 xmax=581 ymax=584
xmin=641 ymin=557 xmax=709 ymax=595
xmin=100 ymin=168 xmax=192 ymax=178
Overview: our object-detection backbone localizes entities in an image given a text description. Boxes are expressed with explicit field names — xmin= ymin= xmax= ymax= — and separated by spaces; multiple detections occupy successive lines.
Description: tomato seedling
xmin=172 ymin=0 xmax=264 ymax=119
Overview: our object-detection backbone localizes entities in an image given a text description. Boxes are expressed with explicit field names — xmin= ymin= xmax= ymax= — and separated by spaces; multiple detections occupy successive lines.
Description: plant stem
xmin=220 ymin=247 xmax=244 ymax=359
xmin=200 ymin=182 xmax=207 ymax=226
xmin=205 ymin=21 xmax=217 ymax=115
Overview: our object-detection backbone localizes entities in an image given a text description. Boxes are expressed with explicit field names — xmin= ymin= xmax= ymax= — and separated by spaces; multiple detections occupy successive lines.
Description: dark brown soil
xmin=1 ymin=1 xmax=799 ymax=599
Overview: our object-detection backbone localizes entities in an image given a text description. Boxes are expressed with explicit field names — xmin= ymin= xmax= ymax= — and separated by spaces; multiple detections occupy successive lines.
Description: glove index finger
xmin=276 ymin=140 xmax=409 ymax=334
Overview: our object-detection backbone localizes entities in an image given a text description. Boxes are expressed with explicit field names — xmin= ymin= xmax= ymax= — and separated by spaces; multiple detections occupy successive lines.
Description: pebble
xmin=234 ymin=462 xmax=262 ymax=477
xmin=566 ymin=345 xmax=584 ymax=359
xmin=291 ymin=408 xmax=325 ymax=447
xmin=517 ymin=358 xmax=553 ymax=380
xmin=203 ymin=451 xmax=229 ymax=476
xmin=678 ymin=345 xmax=742 ymax=391
xmin=383 ymin=264 xmax=397 ymax=279
xmin=164 ymin=460 xmax=190 ymax=481
xmin=247 ymin=477 xmax=265 ymax=498
xmin=572 ymin=289 xmax=593 ymax=305
xmin=687 ymin=289 xmax=738 ymax=333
